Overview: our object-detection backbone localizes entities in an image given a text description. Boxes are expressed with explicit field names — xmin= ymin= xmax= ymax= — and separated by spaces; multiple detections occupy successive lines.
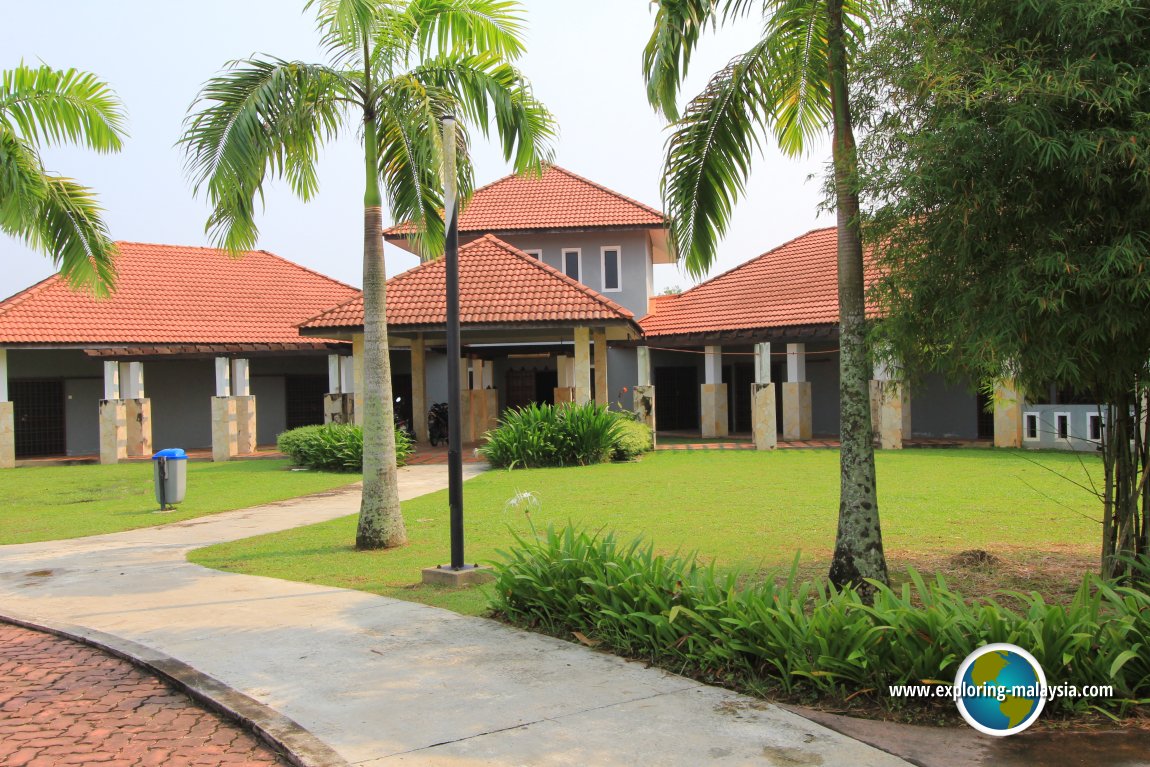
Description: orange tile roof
xmin=641 ymin=228 xmax=875 ymax=337
xmin=0 ymin=243 xmax=360 ymax=346
xmin=385 ymin=165 xmax=664 ymax=237
xmin=301 ymin=234 xmax=634 ymax=330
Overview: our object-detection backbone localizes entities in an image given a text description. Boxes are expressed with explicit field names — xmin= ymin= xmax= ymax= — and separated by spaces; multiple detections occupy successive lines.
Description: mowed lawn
xmin=0 ymin=460 xmax=359 ymax=544
xmin=189 ymin=449 xmax=1104 ymax=616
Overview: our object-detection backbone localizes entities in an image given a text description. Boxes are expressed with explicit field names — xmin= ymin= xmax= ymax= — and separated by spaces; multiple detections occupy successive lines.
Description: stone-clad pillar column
xmin=100 ymin=361 xmax=127 ymax=465
xmin=869 ymin=359 xmax=909 ymax=449
xmin=411 ymin=335 xmax=428 ymax=443
xmin=232 ymin=358 xmax=256 ymax=455
xmin=994 ymin=379 xmax=1024 ymax=448
xmin=593 ymin=328 xmax=609 ymax=407
xmin=573 ymin=328 xmax=592 ymax=405
xmin=122 ymin=361 xmax=152 ymax=457
xmin=632 ymin=346 xmax=656 ymax=436
xmin=211 ymin=357 xmax=238 ymax=461
xmin=0 ymin=349 xmax=14 ymax=468
xmin=752 ymin=342 xmax=777 ymax=450
xmin=782 ymin=343 xmax=812 ymax=441
xmin=700 ymin=345 xmax=728 ymax=438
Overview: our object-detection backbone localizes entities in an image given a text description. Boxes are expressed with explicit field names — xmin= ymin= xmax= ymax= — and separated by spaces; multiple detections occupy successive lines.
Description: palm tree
xmin=644 ymin=0 xmax=889 ymax=591
xmin=1 ymin=64 xmax=127 ymax=296
xmin=182 ymin=0 xmax=554 ymax=550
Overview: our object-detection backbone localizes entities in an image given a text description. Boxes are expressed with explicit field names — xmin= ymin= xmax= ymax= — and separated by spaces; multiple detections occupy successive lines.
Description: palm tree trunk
xmin=826 ymin=0 xmax=888 ymax=594
xmin=356 ymin=116 xmax=407 ymax=550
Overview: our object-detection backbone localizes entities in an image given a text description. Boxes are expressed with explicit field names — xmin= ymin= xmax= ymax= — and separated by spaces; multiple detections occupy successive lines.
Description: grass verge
xmin=0 ymin=460 xmax=358 ymax=544
xmin=189 ymin=449 xmax=1104 ymax=616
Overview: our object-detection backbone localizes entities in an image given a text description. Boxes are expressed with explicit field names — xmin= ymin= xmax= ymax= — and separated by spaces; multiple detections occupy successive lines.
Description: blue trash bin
xmin=152 ymin=448 xmax=188 ymax=510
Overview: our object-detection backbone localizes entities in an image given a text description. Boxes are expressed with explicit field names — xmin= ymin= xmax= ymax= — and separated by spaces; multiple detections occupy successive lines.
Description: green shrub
xmin=277 ymin=423 xmax=413 ymax=472
xmin=491 ymin=526 xmax=1150 ymax=716
xmin=613 ymin=419 xmax=653 ymax=461
xmin=479 ymin=402 xmax=625 ymax=469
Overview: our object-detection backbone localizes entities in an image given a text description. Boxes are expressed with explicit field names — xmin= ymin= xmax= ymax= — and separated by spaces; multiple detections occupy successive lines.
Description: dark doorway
xmin=772 ymin=361 xmax=786 ymax=432
xmin=392 ymin=374 xmax=413 ymax=430
xmin=727 ymin=363 xmax=755 ymax=433
xmin=12 ymin=379 xmax=66 ymax=457
xmin=505 ymin=368 xmax=536 ymax=411
xmin=284 ymin=375 xmax=328 ymax=430
xmin=976 ymin=390 xmax=995 ymax=440
xmin=655 ymin=366 xmax=700 ymax=430
xmin=535 ymin=370 xmax=558 ymax=405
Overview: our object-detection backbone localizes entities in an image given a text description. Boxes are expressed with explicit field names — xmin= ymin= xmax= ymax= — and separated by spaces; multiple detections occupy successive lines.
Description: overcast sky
xmin=1 ymin=1 xmax=830 ymax=299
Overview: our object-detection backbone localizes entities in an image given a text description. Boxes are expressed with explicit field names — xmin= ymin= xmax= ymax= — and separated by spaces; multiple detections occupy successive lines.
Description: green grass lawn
xmin=0 ymin=460 xmax=358 ymax=544
xmin=189 ymin=448 xmax=1104 ymax=616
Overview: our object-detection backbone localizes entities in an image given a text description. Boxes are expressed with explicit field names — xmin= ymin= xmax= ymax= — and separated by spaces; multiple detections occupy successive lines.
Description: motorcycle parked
xmin=427 ymin=402 xmax=449 ymax=446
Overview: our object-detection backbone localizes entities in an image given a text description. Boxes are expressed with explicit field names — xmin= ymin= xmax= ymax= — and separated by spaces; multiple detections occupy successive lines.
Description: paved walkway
xmin=0 ymin=464 xmax=907 ymax=766
xmin=0 ymin=623 xmax=289 ymax=767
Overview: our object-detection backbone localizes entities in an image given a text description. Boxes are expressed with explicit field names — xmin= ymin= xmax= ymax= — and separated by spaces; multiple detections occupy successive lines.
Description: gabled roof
xmin=0 ymin=243 xmax=360 ymax=346
xmin=384 ymin=165 xmax=665 ymax=237
xmin=300 ymin=234 xmax=635 ymax=332
xmin=640 ymin=227 xmax=874 ymax=338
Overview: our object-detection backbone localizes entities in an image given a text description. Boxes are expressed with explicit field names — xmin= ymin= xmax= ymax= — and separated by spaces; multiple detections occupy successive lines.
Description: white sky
xmin=0 ymin=1 xmax=831 ymax=299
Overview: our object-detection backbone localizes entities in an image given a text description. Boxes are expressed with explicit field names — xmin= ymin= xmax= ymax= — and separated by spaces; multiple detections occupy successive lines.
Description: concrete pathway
xmin=0 ymin=464 xmax=908 ymax=766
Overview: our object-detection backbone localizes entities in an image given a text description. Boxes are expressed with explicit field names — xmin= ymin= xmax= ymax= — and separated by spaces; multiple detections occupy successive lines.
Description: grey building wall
xmin=910 ymin=374 xmax=981 ymax=440
xmin=64 ymin=378 xmax=101 ymax=455
xmin=607 ymin=347 xmax=637 ymax=411
xmin=498 ymin=231 xmax=652 ymax=318
xmin=251 ymin=376 xmax=286 ymax=446
xmin=1021 ymin=404 xmax=1103 ymax=452
xmin=147 ymin=361 xmax=214 ymax=449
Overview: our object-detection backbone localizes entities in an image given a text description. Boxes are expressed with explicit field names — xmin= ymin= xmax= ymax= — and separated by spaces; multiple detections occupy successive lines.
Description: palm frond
xmin=180 ymin=58 xmax=350 ymax=253
xmin=307 ymin=0 xmax=399 ymax=59
xmin=0 ymin=63 xmax=126 ymax=152
xmin=661 ymin=39 xmax=774 ymax=278
xmin=410 ymin=52 xmax=555 ymax=175
xmin=0 ymin=137 xmax=117 ymax=295
xmin=643 ymin=0 xmax=759 ymax=120
xmin=375 ymin=77 xmax=453 ymax=258
xmin=399 ymin=0 xmax=526 ymax=62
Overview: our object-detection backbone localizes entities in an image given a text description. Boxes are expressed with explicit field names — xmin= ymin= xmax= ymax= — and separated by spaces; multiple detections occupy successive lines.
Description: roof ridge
xmin=545 ymin=165 xmax=665 ymax=220
xmin=477 ymin=234 xmax=634 ymax=319
xmin=676 ymin=226 xmax=837 ymax=297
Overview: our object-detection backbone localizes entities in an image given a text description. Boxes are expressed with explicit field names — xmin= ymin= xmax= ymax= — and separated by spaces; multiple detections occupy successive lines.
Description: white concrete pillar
xmin=752 ymin=343 xmax=776 ymax=450
xmin=593 ymin=328 xmax=609 ymax=406
xmin=782 ymin=343 xmax=812 ymax=441
xmin=0 ymin=348 xmax=8 ymax=402
xmin=328 ymin=355 xmax=343 ymax=394
xmin=341 ymin=355 xmax=355 ymax=394
xmin=104 ymin=361 xmax=121 ymax=400
xmin=481 ymin=359 xmax=494 ymax=389
xmin=555 ymin=355 xmax=574 ymax=404
xmin=700 ymin=345 xmax=728 ymax=438
xmin=574 ymin=327 xmax=592 ymax=405
xmin=231 ymin=359 xmax=250 ymax=397
xmin=637 ymin=346 xmax=651 ymax=388
xmin=215 ymin=357 xmax=232 ymax=397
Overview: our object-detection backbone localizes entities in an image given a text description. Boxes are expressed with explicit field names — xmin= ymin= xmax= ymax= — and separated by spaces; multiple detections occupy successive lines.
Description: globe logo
xmin=954 ymin=643 xmax=1047 ymax=736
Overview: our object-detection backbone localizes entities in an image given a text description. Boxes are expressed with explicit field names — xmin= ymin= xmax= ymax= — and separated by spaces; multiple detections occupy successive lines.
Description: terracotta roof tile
xmin=0 ymin=243 xmax=360 ymax=346
xmin=640 ymin=228 xmax=875 ymax=337
xmin=301 ymin=234 xmax=634 ymax=330
xmin=385 ymin=165 xmax=664 ymax=236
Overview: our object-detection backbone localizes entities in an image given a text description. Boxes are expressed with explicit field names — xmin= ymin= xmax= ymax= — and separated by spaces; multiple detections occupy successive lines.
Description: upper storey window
xmin=562 ymin=249 xmax=581 ymax=282
xmin=601 ymin=247 xmax=621 ymax=292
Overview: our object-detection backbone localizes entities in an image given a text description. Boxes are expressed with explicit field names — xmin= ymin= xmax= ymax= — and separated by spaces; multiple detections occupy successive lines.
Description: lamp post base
xmin=420 ymin=564 xmax=494 ymax=587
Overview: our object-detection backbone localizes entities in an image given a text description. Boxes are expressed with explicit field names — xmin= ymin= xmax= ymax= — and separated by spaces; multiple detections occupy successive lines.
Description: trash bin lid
xmin=152 ymin=448 xmax=188 ymax=461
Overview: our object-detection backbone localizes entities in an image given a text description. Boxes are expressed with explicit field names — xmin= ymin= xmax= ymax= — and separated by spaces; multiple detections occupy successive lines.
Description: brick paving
xmin=0 ymin=623 xmax=289 ymax=767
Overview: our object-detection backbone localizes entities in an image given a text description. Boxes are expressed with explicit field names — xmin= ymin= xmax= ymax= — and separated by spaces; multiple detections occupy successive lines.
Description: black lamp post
xmin=441 ymin=114 xmax=465 ymax=570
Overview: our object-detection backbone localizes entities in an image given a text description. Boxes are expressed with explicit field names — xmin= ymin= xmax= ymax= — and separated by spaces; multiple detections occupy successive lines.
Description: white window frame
xmin=600 ymin=245 xmax=622 ymax=293
xmin=1087 ymin=412 xmax=1104 ymax=442
xmin=1054 ymin=411 xmax=1072 ymax=441
xmin=1023 ymin=412 xmax=1040 ymax=442
xmin=561 ymin=248 xmax=581 ymax=282
xmin=523 ymin=248 xmax=542 ymax=260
